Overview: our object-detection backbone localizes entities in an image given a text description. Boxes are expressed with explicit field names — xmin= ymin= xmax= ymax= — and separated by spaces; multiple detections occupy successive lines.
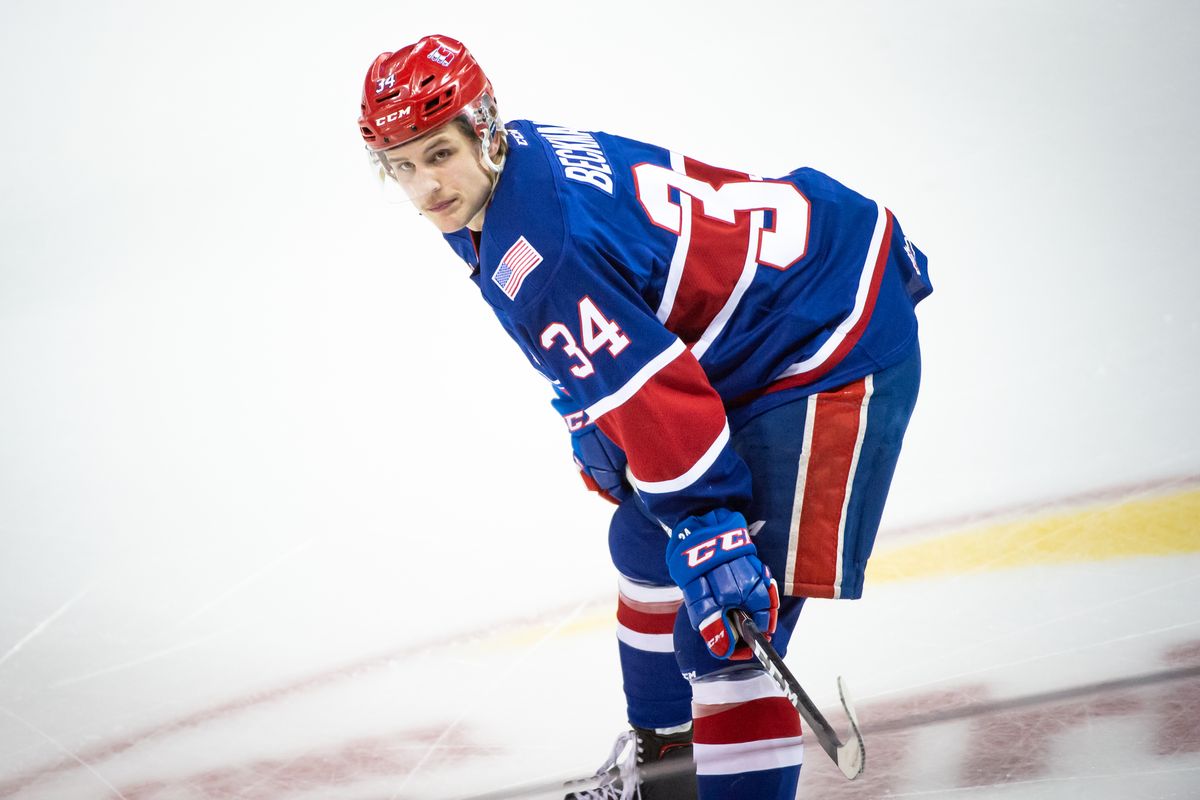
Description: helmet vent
xmin=419 ymin=75 xmax=435 ymax=87
xmin=423 ymin=87 xmax=455 ymax=115
xmin=377 ymin=91 xmax=400 ymax=102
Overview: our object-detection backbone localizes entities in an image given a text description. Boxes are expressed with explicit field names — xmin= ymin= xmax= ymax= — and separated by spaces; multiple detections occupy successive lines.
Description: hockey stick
xmin=729 ymin=610 xmax=866 ymax=779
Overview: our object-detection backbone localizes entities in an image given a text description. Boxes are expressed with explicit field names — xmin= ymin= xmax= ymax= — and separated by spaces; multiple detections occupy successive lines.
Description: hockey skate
xmin=563 ymin=724 xmax=697 ymax=800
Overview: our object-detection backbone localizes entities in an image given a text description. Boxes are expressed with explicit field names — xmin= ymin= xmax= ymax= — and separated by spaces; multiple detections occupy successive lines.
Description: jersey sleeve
xmin=512 ymin=244 xmax=752 ymax=531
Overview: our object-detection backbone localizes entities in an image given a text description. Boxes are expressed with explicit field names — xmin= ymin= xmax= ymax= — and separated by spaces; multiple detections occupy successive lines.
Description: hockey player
xmin=358 ymin=35 xmax=932 ymax=800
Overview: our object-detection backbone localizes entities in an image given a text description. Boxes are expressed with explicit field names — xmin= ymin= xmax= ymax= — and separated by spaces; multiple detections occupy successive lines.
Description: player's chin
xmin=426 ymin=216 xmax=462 ymax=234
xmin=425 ymin=204 xmax=471 ymax=233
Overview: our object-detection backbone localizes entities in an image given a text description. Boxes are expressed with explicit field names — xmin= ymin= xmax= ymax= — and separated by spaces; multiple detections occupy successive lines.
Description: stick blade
xmin=835 ymin=675 xmax=866 ymax=779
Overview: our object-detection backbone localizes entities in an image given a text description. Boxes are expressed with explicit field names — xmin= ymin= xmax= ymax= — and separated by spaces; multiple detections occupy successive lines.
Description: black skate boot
xmin=564 ymin=724 xmax=697 ymax=800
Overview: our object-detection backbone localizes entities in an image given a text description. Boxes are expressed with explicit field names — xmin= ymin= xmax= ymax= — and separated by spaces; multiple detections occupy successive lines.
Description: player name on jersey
xmin=536 ymin=125 xmax=614 ymax=195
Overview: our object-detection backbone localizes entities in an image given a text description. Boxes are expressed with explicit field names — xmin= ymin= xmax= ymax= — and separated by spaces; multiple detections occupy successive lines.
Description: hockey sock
xmin=690 ymin=670 xmax=803 ymax=800
xmin=614 ymin=576 xmax=693 ymax=729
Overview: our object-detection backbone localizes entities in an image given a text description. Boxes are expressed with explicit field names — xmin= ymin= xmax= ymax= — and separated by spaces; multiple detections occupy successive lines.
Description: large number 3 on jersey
xmin=633 ymin=161 xmax=811 ymax=270
xmin=633 ymin=159 xmax=812 ymax=352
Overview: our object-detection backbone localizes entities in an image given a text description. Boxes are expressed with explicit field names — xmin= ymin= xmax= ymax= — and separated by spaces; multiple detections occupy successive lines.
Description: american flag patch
xmin=492 ymin=236 xmax=543 ymax=300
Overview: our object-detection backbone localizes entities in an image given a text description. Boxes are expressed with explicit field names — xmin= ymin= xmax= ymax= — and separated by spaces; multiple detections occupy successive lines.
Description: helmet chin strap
xmin=474 ymin=126 xmax=507 ymax=225
xmin=479 ymin=126 xmax=506 ymax=174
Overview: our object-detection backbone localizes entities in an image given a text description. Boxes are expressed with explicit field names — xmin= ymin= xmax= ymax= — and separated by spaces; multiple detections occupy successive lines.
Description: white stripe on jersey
xmin=630 ymin=421 xmax=730 ymax=495
xmin=655 ymin=151 xmax=692 ymax=324
xmin=775 ymin=201 xmax=888 ymax=380
xmin=584 ymin=338 xmax=686 ymax=421
xmin=691 ymin=202 xmax=764 ymax=361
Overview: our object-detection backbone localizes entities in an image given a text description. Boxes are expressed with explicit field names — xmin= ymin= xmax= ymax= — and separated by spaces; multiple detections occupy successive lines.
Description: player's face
xmin=381 ymin=124 xmax=496 ymax=233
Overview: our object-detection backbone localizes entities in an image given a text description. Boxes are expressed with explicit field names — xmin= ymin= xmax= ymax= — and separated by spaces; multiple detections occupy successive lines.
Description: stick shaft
xmin=731 ymin=612 xmax=844 ymax=763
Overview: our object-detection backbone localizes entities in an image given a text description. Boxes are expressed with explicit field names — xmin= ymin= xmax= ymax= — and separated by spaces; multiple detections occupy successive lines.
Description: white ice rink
xmin=1 ymin=1 xmax=1198 ymax=798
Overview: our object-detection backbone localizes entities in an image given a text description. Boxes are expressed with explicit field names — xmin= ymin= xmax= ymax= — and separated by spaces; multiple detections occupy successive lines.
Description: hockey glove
xmin=666 ymin=509 xmax=779 ymax=661
xmin=550 ymin=388 xmax=631 ymax=505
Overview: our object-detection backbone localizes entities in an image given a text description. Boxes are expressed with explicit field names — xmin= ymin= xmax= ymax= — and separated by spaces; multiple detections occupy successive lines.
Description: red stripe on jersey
xmin=616 ymin=598 xmax=678 ymax=635
xmin=790 ymin=379 xmax=867 ymax=598
xmin=663 ymin=158 xmax=755 ymax=345
xmin=596 ymin=350 xmax=727 ymax=485
xmin=692 ymin=696 xmax=802 ymax=745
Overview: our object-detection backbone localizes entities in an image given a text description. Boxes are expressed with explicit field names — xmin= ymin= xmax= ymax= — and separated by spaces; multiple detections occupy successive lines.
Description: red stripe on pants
xmin=791 ymin=378 xmax=867 ymax=598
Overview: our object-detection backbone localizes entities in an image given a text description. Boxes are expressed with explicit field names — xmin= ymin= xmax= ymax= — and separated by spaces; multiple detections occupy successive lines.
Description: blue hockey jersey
xmin=443 ymin=120 xmax=932 ymax=530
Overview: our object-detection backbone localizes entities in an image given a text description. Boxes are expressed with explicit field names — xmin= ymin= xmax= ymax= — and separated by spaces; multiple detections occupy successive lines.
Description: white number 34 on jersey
xmin=540 ymin=297 xmax=630 ymax=378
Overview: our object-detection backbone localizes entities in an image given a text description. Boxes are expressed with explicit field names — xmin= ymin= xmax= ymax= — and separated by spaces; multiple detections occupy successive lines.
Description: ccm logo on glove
xmin=682 ymin=528 xmax=750 ymax=568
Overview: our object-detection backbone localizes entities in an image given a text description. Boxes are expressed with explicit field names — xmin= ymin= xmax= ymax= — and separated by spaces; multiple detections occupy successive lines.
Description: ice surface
xmin=1 ymin=0 xmax=1198 ymax=798
xmin=2 ymin=493 xmax=1197 ymax=798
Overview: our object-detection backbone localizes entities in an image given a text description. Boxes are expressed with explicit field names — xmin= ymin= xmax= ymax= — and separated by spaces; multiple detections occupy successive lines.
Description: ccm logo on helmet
xmin=375 ymin=107 xmax=412 ymax=126
xmin=682 ymin=529 xmax=750 ymax=568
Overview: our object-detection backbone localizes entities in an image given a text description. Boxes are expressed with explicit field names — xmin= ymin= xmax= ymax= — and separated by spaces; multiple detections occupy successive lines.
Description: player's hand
xmin=666 ymin=509 xmax=779 ymax=660
xmin=550 ymin=389 xmax=631 ymax=505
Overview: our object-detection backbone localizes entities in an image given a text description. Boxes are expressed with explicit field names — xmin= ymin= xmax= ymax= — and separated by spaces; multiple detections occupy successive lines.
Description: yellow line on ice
xmin=470 ymin=486 xmax=1200 ymax=650
xmin=866 ymin=487 xmax=1200 ymax=584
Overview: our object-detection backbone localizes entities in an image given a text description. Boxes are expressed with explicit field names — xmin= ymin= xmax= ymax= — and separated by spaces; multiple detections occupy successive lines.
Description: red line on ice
xmin=0 ymin=600 xmax=604 ymax=798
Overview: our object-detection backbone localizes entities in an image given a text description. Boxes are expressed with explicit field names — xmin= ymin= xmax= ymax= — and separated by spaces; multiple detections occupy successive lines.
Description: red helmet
xmin=358 ymin=35 xmax=497 ymax=152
